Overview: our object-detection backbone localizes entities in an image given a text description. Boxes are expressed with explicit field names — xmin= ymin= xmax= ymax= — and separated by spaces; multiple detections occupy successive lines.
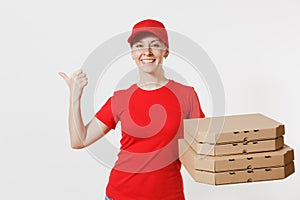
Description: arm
xmin=188 ymin=87 xmax=205 ymax=119
xmin=59 ymin=69 xmax=111 ymax=149
xmin=69 ymin=99 xmax=111 ymax=149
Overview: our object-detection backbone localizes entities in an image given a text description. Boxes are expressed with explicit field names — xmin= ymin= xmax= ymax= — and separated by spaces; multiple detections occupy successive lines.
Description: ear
xmin=164 ymin=49 xmax=169 ymax=58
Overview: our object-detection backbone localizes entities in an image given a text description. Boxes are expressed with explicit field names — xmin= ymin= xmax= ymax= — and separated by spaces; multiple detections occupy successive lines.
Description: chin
xmin=141 ymin=68 xmax=156 ymax=74
xmin=139 ymin=64 xmax=159 ymax=73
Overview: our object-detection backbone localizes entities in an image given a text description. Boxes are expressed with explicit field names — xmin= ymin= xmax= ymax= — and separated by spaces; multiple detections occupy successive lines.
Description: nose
xmin=143 ymin=46 xmax=153 ymax=56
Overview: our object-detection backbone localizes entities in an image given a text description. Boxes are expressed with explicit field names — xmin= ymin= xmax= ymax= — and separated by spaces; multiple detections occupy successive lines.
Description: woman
xmin=59 ymin=19 xmax=205 ymax=200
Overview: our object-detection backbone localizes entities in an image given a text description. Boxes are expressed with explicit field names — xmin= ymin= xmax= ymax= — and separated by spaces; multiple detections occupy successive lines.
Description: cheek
xmin=155 ymin=54 xmax=165 ymax=61
xmin=154 ymin=50 xmax=166 ymax=58
xmin=131 ymin=51 xmax=140 ymax=60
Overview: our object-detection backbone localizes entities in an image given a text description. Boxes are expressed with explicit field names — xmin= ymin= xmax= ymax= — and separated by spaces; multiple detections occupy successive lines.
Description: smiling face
xmin=131 ymin=32 xmax=169 ymax=74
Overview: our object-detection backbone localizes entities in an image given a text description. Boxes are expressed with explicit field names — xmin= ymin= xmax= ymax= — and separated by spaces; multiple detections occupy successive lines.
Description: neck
xmin=137 ymin=69 xmax=169 ymax=90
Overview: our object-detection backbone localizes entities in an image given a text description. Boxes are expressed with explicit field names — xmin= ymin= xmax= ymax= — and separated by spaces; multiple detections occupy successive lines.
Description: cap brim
xmin=127 ymin=29 xmax=159 ymax=45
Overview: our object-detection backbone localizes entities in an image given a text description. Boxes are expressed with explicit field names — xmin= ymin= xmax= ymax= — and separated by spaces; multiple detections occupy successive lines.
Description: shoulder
xmin=168 ymin=80 xmax=195 ymax=95
xmin=170 ymin=80 xmax=194 ymax=89
xmin=111 ymin=83 xmax=138 ymax=99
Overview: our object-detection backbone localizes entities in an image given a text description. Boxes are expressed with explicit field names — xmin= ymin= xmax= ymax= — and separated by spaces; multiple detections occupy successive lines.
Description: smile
xmin=141 ymin=59 xmax=156 ymax=64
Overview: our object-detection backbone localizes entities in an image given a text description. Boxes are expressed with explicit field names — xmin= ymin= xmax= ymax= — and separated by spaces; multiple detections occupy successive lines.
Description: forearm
xmin=68 ymin=98 xmax=87 ymax=149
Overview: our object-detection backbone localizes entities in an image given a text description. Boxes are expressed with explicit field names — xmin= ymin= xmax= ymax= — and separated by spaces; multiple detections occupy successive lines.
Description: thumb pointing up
xmin=58 ymin=72 xmax=70 ymax=84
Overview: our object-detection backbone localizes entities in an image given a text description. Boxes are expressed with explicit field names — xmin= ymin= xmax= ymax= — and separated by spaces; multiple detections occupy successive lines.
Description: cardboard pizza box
xmin=184 ymin=113 xmax=285 ymax=144
xmin=184 ymin=129 xmax=284 ymax=156
xmin=181 ymin=158 xmax=294 ymax=185
xmin=179 ymin=139 xmax=294 ymax=172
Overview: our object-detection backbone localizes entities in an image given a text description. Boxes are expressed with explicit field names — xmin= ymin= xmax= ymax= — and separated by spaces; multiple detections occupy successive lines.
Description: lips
xmin=141 ymin=59 xmax=156 ymax=64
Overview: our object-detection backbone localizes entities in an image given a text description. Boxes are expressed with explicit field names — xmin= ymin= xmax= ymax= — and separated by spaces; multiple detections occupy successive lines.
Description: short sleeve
xmin=95 ymin=97 xmax=118 ymax=130
xmin=188 ymin=88 xmax=205 ymax=119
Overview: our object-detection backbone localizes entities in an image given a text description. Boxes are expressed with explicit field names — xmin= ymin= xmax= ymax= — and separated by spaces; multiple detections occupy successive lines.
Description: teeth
xmin=141 ymin=59 xmax=155 ymax=63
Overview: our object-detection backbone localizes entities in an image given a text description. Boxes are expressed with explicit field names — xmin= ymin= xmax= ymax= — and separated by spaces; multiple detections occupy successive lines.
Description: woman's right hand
xmin=58 ymin=69 xmax=88 ymax=102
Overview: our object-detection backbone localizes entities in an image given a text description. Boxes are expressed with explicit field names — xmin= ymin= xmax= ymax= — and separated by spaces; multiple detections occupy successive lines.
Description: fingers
xmin=79 ymin=74 xmax=88 ymax=84
xmin=72 ymin=69 xmax=83 ymax=78
xmin=71 ymin=69 xmax=87 ymax=78
xmin=72 ymin=69 xmax=88 ymax=86
xmin=75 ymin=73 xmax=88 ymax=82
xmin=77 ymin=73 xmax=86 ymax=78
xmin=79 ymin=76 xmax=88 ymax=83
xmin=80 ymin=79 xmax=88 ymax=87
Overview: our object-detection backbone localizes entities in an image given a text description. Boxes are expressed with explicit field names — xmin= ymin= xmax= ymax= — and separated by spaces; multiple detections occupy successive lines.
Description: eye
xmin=135 ymin=44 xmax=143 ymax=48
xmin=151 ymin=43 xmax=160 ymax=48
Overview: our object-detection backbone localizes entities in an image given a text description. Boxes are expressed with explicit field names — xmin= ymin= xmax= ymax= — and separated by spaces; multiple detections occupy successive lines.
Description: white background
xmin=1 ymin=0 xmax=299 ymax=199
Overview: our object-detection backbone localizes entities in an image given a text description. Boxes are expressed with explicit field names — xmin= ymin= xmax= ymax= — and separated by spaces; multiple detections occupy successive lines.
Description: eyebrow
xmin=150 ymin=40 xmax=160 ymax=43
xmin=134 ymin=40 xmax=161 ymax=44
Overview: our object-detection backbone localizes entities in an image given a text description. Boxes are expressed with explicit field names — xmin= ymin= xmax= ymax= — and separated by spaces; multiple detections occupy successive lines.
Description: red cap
xmin=127 ymin=19 xmax=169 ymax=47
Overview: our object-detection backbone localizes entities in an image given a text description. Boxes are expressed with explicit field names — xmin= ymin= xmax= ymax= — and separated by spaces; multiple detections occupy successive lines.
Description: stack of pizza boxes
xmin=179 ymin=113 xmax=295 ymax=185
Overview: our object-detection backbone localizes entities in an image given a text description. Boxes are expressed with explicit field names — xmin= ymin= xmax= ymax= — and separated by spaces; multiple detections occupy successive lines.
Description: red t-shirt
xmin=95 ymin=80 xmax=205 ymax=200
